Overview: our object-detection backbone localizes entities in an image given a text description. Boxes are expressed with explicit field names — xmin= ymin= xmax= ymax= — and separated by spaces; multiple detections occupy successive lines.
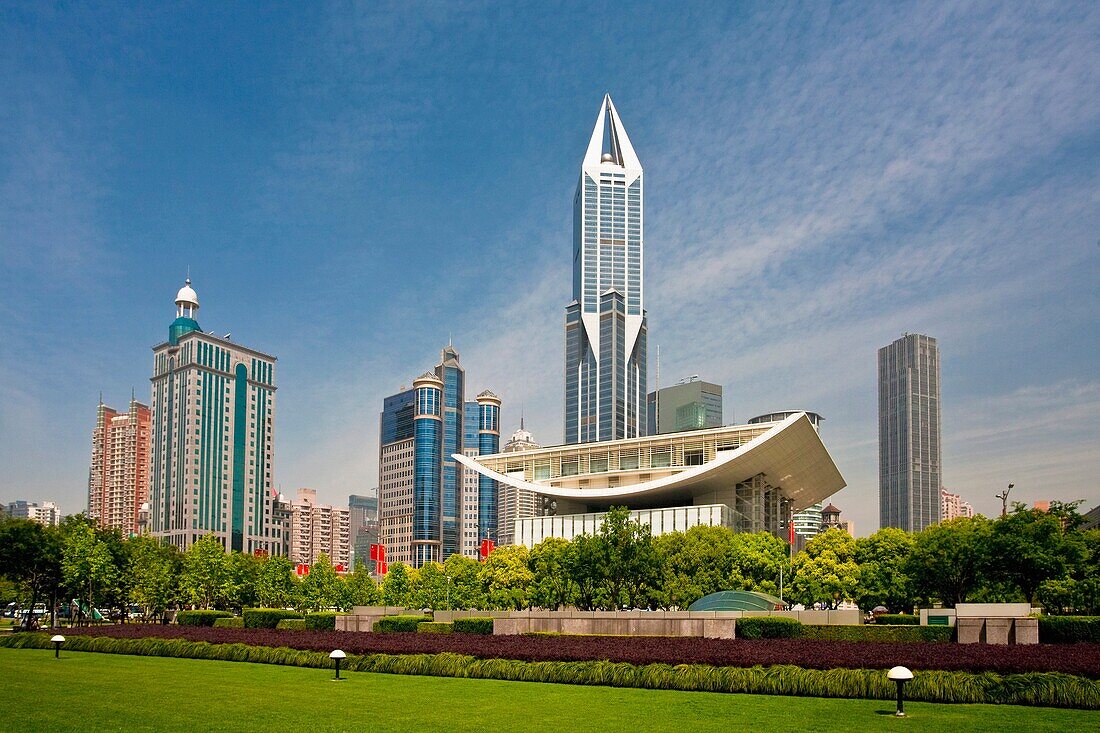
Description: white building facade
xmin=288 ymin=488 xmax=350 ymax=569
xmin=148 ymin=279 xmax=283 ymax=554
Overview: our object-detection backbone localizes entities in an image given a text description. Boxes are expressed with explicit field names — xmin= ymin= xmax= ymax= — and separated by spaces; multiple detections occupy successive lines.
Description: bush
xmin=417 ymin=622 xmax=453 ymax=634
xmin=875 ymin=614 xmax=918 ymax=625
xmin=276 ymin=619 xmax=307 ymax=630
xmin=243 ymin=609 xmax=304 ymax=629
xmin=1040 ymin=616 xmax=1100 ymax=644
xmin=305 ymin=613 xmax=338 ymax=631
xmin=452 ymin=617 xmax=494 ymax=635
xmin=802 ymin=625 xmax=953 ymax=643
xmin=212 ymin=617 xmax=244 ymax=629
xmin=374 ymin=615 xmax=431 ymax=633
xmin=736 ymin=617 xmax=802 ymax=639
xmin=176 ymin=610 xmax=233 ymax=627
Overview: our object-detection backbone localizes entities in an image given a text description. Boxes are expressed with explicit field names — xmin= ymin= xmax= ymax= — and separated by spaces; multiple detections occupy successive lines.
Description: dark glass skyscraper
xmin=878 ymin=333 xmax=942 ymax=532
xmin=565 ymin=94 xmax=647 ymax=443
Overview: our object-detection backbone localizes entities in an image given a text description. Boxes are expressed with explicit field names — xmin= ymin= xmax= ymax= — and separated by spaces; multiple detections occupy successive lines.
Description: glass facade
xmin=878 ymin=334 xmax=941 ymax=532
xmin=413 ymin=380 xmax=443 ymax=566
xmin=565 ymin=96 xmax=647 ymax=444
xmin=477 ymin=398 xmax=500 ymax=543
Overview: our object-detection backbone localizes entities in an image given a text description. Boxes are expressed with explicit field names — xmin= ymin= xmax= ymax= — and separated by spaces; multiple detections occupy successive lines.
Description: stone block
xmin=703 ymin=619 xmax=736 ymax=639
xmin=1012 ymin=618 xmax=1039 ymax=645
xmin=983 ymin=618 xmax=1012 ymax=644
xmin=956 ymin=617 xmax=983 ymax=644
xmin=956 ymin=603 xmax=1030 ymax=618
xmin=493 ymin=618 xmax=528 ymax=636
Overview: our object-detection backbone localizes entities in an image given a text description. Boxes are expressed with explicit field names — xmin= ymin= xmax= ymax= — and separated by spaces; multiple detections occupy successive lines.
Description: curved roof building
xmin=455 ymin=412 xmax=845 ymax=546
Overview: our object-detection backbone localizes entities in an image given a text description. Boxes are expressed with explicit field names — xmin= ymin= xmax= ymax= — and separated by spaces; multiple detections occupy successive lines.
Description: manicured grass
xmin=0 ymin=648 xmax=1093 ymax=733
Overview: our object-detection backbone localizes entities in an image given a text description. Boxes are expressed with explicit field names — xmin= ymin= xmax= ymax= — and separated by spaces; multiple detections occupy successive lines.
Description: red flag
xmin=479 ymin=539 xmax=495 ymax=560
xmin=788 ymin=519 xmax=795 ymax=545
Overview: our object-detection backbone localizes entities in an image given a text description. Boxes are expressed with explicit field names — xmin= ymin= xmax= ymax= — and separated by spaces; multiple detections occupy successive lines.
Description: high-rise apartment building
xmin=348 ymin=493 xmax=379 ymax=567
xmin=497 ymin=420 xmax=541 ymax=546
xmin=647 ymin=377 xmax=723 ymax=435
xmin=378 ymin=345 xmax=499 ymax=568
xmin=565 ymin=94 xmax=647 ymax=444
xmin=88 ymin=397 xmax=150 ymax=535
xmin=878 ymin=333 xmax=942 ymax=532
xmin=289 ymin=489 xmax=350 ymax=569
xmin=5 ymin=500 xmax=61 ymax=527
xmin=148 ymin=279 xmax=283 ymax=554
xmin=941 ymin=489 xmax=974 ymax=521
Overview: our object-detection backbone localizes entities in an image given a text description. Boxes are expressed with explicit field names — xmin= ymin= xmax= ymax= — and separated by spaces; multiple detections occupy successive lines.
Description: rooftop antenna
xmin=655 ymin=344 xmax=661 ymax=434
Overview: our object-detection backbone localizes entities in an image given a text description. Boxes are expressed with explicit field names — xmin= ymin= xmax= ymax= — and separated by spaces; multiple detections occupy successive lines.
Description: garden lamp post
xmin=330 ymin=649 xmax=346 ymax=681
xmin=51 ymin=635 xmax=66 ymax=659
xmin=887 ymin=666 xmax=913 ymax=717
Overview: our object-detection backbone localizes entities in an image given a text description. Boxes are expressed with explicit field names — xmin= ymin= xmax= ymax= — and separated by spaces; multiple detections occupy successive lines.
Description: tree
xmin=0 ymin=518 xmax=63 ymax=628
xmin=255 ymin=555 xmax=298 ymax=609
xmin=62 ymin=522 xmax=121 ymax=625
xmin=382 ymin=563 xmax=414 ymax=607
xmin=411 ymin=562 xmax=449 ymax=609
xmin=906 ymin=516 xmax=992 ymax=607
xmin=528 ymin=538 xmax=576 ymax=610
xmin=789 ymin=529 xmax=860 ymax=609
xmin=343 ymin=561 xmax=382 ymax=609
xmin=656 ymin=526 xmax=738 ymax=609
xmin=729 ymin=532 xmax=789 ymax=596
xmin=989 ymin=505 xmax=1086 ymax=605
xmin=299 ymin=554 xmax=341 ymax=611
xmin=443 ymin=554 xmax=484 ymax=609
xmin=480 ymin=545 xmax=532 ymax=610
xmin=854 ymin=528 xmax=915 ymax=613
xmin=128 ymin=535 xmax=181 ymax=619
xmin=179 ymin=535 xmax=231 ymax=609
xmin=594 ymin=506 xmax=661 ymax=610
xmin=566 ymin=532 xmax=608 ymax=611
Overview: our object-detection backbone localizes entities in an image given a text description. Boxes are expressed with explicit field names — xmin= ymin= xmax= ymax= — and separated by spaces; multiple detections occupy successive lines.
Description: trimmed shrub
xmin=2 ymin=633 xmax=1097 ymax=709
xmin=418 ymin=622 xmax=454 ymax=634
xmin=176 ymin=610 xmax=233 ymax=627
xmin=243 ymin=609 xmax=304 ymax=629
xmin=736 ymin=617 xmax=802 ymax=639
xmin=276 ymin=619 xmax=307 ymax=630
xmin=1040 ymin=616 xmax=1100 ymax=644
xmin=452 ymin=617 xmax=494 ymax=635
xmin=304 ymin=613 xmax=338 ymax=631
xmin=802 ymin=625 xmax=953 ymax=643
xmin=212 ymin=617 xmax=244 ymax=629
xmin=875 ymin=614 xmax=918 ymax=625
xmin=374 ymin=615 xmax=431 ymax=633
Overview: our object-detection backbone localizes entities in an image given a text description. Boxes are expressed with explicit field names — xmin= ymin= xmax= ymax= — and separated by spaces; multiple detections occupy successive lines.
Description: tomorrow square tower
xmin=565 ymin=94 xmax=647 ymax=444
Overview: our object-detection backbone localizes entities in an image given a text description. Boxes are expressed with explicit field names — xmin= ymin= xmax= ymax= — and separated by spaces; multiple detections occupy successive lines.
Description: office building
xmin=878 ymin=333 xmax=942 ymax=532
xmin=647 ymin=377 xmax=723 ymax=435
xmin=5 ymin=500 xmax=61 ymax=527
xmin=348 ymin=493 xmax=379 ymax=568
xmin=565 ymin=94 xmax=647 ymax=444
xmin=88 ymin=396 xmax=150 ymax=535
xmin=749 ymin=411 xmax=827 ymax=550
xmin=288 ymin=488 xmax=350 ymax=569
xmin=148 ymin=279 xmax=283 ymax=554
xmin=941 ymin=489 xmax=974 ymax=521
xmin=459 ymin=412 xmax=845 ymax=547
xmin=378 ymin=345 xmax=500 ymax=567
xmin=497 ymin=419 xmax=541 ymax=546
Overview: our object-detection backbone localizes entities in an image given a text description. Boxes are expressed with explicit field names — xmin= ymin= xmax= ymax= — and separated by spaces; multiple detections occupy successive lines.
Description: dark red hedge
xmin=67 ymin=625 xmax=1100 ymax=678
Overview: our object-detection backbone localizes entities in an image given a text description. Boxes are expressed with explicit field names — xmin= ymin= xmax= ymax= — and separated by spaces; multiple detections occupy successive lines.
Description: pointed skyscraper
xmin=565 ymin=94 xmax=647 ymax=443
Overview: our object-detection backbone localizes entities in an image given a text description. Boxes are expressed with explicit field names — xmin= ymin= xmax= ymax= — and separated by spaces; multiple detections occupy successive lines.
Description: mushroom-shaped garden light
xmin=51 ymin=634 xmax=66 ymax=659
xmin=887 ymin=666 xmax=914 ymax=717
xmin=330 ymin=649 xmax=346 ymax=681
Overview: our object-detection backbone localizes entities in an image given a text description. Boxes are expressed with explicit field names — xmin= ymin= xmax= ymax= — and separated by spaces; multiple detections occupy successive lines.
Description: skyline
xmin=2 ymin=3 xmax=1098 ymax=535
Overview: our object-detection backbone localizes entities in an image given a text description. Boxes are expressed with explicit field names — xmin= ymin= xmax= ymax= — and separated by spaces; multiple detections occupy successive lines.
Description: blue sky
xmin=2 ymin=2 xmax=1097 ymax=534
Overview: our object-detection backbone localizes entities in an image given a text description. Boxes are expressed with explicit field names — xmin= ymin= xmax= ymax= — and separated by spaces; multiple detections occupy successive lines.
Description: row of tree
xmin=1 ymin=502 xmax=1096 ymax=624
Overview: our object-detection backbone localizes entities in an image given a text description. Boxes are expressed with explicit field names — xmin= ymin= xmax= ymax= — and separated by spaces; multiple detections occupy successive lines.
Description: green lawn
xmin=0 ymin=648 xmax=1092 ymax=732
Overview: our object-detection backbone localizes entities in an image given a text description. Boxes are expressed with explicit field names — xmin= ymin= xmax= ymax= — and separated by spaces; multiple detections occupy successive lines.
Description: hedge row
xmin=374 ymin=615 xmax=432 ymax=633
xmin=875 ymin=614 xmax=919 ymax=626
xmin=305 ymin=613 xmax=338 ymax=631
xmin=275 ymin=619 xmax=307 ymax=630
xmin=452 ymin=617 xmax=494 ymax=635
xmin=418 ymin=622 xmax=453 ymax=634
xmin=3 ymin=633 xmax=1096 ymax=709
xmin=243 ymin=609 xmax=303 ymax=629
xmin=177 ymin=610 xmax=233 ymax=627
xmin=1039 ymin=617 xmax=1100 ymax=644
xmin=736 ymin=617 xmax=802 ymax=639
xmin=803 ymin=625 xmax=953 ymax=643
xmin=212 ymin=617 xmax=244 ymax=629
